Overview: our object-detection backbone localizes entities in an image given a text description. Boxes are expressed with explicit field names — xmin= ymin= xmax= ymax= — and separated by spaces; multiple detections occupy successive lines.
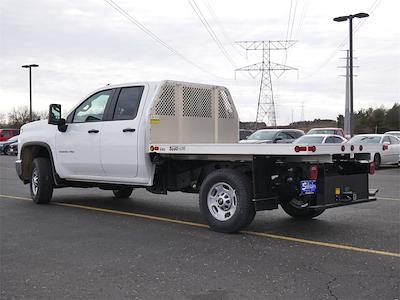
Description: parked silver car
xmin=240 ymin=129 xmax=304 ymax=144
xmin=295 ymin=134 xmax=347 ymax=144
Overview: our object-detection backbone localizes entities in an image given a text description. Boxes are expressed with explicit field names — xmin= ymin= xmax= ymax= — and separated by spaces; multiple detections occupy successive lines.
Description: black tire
xmin=199 ymin=169 xmax=255 ymax=233
xmin=3 ymin=146 xmax=9 ymax=155
xmin=30 ymin=157 xmax=54 ymax=204
xmin=280 ymin=196 xmax=325 ymax=219
xmin=112 ymin=187 xmax=133 ymax=199
xmin=373 ymin=154 xmax=381 ymax=169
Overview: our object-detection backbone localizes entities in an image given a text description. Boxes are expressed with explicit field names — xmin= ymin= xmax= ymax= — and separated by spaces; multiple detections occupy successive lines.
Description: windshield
xmin=308 ymin=129 xmax=335 ymax=135
xmin=247 ymin=131 xmax=277 ymax=140
xmin=348 ymin=136 xmax=381 ymax=144
xmin=295 ymin=136 xmax=324 ymax=144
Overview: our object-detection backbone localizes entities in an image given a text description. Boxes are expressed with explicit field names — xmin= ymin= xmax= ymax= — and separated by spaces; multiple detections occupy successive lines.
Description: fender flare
xmin=20 ymin=142 xmax=63 ymax=186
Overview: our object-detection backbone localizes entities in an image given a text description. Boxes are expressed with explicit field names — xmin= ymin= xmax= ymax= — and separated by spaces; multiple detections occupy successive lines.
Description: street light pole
xmin=333 ymin=13 xmax=369 ymax=137
xmin=21 ymin=64 xmax=39 ymax=122
xmin=349 ymin=17 xmax=354 ymax=136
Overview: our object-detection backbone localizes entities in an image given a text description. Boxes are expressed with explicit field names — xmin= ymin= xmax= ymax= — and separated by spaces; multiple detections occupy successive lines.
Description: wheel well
xmin=20 ymin=145 xmax=52 ymax=182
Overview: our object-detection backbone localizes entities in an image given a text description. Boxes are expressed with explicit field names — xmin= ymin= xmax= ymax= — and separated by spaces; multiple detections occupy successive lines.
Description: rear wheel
xmin=199 ymin=169 xmax=255 ymax=233
xmin=280 ymin=196 xmax=325 ymax=219
xmin=30 ymin=157 xmax=54 ymax=204
xmin=112 ymin=187 xmax=133 ymax=199
xmin=373 ymin=154 xmax=381 ymax=169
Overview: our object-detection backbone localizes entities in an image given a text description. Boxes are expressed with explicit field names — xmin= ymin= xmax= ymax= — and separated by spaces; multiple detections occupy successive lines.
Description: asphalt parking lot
xmin=0 ymin=155 xmax=399 ymax=300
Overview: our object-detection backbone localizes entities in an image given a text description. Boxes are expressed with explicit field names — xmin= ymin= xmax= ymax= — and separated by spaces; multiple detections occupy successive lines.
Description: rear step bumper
xmin=308 ymin=196 xmax=376 ymax=210
xmin=308 ymin=189 xmax=379 ymax=210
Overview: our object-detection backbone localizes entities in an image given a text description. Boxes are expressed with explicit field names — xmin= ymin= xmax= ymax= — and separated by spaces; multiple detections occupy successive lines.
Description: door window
xmin=382 ymin=136 xmax=391 ymax=144
xmin=73 ymin=90 xmax=113 ymax=123
xmin=113 ymin=86 xmax=144 ymax=120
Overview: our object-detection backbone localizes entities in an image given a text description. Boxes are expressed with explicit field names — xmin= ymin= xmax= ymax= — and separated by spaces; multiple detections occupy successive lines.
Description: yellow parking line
xmin=1 ymin=194 xmax=399 ymax=258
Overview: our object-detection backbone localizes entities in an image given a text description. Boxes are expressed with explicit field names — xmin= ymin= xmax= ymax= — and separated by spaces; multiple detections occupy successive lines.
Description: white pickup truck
xmin=16 ymin=80 xmax=379 ymax=233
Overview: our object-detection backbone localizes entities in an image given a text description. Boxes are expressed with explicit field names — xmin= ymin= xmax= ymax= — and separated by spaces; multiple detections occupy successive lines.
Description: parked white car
xmin=348 ymin=134 xmax=400 ymax=168
xmin=385 ymin=131 xmax=400 ymax=140
xmin=295 ymin=134 xmax=347 ymax=144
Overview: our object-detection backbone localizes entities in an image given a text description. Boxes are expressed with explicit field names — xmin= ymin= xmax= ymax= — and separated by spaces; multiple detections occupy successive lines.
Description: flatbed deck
xmin=148 ymin=143 xmax=378 ymax=158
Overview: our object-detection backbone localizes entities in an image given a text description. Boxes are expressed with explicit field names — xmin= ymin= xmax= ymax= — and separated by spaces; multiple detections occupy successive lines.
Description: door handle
xmin=88 ymin=129 xmax=99 ymax=133
xmin=122 ymin=128 xmax=136 ymax=132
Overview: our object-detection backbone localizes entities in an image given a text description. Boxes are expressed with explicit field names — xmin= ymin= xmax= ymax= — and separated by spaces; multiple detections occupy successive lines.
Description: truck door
xmin=100 ymin=85 xmax=146 ymax=181
xmin=55 ymin=89 xmax=114 ymax=179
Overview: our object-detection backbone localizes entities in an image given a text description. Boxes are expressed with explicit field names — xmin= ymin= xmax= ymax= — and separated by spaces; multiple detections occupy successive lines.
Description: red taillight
xmin=307 ymin=145 xmax=316 ymax=152
xmin=310 ymin=165 xmax=318 ymax=180
xmin=369 ymin=162 xmax=375 ymax=175
xmin=341 ymin=145 xmax=345 ymax=151
xmin=295 ymin=146 xmax=307 ymax=152
xmin=359 ymin=145 xmax=363 ymax=151
xmin=350 ymin=145 xmax=355 ymax=151
xmin=383 ymin=144 xmax=389 ymax=151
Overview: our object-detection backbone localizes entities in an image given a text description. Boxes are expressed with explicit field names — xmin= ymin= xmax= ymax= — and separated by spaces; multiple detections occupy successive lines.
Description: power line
xmin=294 ymin=0 xmax=310 ymax=39
xmin=285 ymin=0 xmax=293 ymax=42
xmin=288 ymin=0 xmax=298 ymax=41
xmin=203 ymin=0 xmax=245 ymax=58
xmin=187 ymin=0 xmax=237 ymax=68
xmin=103 ymin=0 xmax=224 ymax=79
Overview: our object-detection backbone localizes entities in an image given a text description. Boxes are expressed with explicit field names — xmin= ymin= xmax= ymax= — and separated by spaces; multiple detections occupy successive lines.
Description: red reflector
xmin=307 ymin=145 xmax=316 ymax=152
xmin=369 ymin=162 xmax=375 ymax=175
xmin=154 ymin=146 xmax=160 ymax=151
xmin=341 ymin=145 xmax=345 ymax=151
xmin=383 ymin=144 xmax=388 ymax=151
xmin=310 ymin=165 xmax=318 ymax=180
xmin=350 ymin=145 xmax=354 ymax=151
xmin=295 ymin=146 xmax=307 ymax=152
xmin=359 ymin=145 xmax=363 ymax=151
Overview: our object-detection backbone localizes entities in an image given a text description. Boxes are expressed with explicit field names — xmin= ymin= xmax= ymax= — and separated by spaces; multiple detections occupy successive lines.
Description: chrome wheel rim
xmin=31 ymin=169 xmax=39 ymax=196
xmin=207 ymin=182 xmax=237 ymax=221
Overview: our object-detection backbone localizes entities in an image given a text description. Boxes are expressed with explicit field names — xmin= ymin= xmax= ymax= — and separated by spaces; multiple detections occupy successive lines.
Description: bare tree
xmin=0 ymin=112 xmax=7 ymax=127
xmin=7 ymin=106 xmax=48 ymax=128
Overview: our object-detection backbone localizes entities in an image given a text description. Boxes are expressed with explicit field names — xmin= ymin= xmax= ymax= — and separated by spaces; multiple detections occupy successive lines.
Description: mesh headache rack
xmin=149 ymin=81 xmax=239 ymax=144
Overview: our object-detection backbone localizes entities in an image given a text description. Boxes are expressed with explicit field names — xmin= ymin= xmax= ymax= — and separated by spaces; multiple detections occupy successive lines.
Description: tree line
xmin=337 ymin=103 xmax=399 ymax=134
xmin=0 ymin=106 xmax=48 ymax=128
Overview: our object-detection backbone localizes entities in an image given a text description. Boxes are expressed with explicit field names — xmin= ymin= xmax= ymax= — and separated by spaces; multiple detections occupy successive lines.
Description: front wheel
xmin=30 ymin=157 xmax=54 ymax=204
xmin=199 ymin=169 xmax=255 ymax=233
xmin=3 ymin=146 xmax=9 ymax=155
xmin=280 ymin=196 xmax=325 ymax=219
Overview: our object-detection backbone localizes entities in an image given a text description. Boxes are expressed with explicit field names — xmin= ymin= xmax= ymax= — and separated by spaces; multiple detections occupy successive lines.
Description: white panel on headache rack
xmin=149 ymin=81 xmax=239 ymax=144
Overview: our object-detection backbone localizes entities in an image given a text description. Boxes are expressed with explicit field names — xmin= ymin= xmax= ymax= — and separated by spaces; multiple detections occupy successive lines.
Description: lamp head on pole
xmin=21 ymin=64 xmax=39 ymax=68
xmin=333 ymin=13 xmax=369 ymax=22
xmin=333 ymin=16 xmax=349 ymax=22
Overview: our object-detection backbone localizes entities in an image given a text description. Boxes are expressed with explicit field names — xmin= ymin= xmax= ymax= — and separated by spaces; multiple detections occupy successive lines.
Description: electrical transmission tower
xmin=235 ymin=40 xmax=297 ymax=128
